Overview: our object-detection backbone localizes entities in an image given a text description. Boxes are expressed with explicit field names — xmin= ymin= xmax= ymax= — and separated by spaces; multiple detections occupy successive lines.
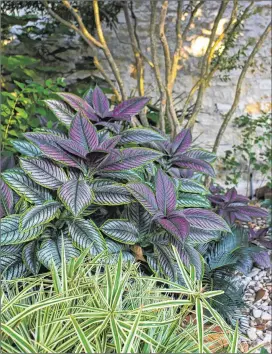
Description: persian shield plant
xmin=0 ymin=86 xmax=232 ymax=280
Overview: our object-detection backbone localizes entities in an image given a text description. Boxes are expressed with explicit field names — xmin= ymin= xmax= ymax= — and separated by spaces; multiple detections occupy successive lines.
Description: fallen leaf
xmin=131 ymin=245 xmax=145 ymax=262
xmin=254 ymin=288 xmax=266 ymax=302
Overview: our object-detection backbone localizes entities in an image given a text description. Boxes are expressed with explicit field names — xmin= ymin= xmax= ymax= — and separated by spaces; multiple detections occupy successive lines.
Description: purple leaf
xmin=185 ymin=149 xmax=216 ymax=163
xmin=24 ymin=133 xmax=81 ymax=168
xmin=173 ymin=156 xmax=215 ymax=177
xmin=225 ymin=187 xmax=237 ymax=202
xmin=208 ymin=195 xmax=227 ymax=205
xmin=259 ymin=239 xmax=272 ymax=250
xmin=0 ymin=180 xmax=13 ymax=218
xmin=249 ymin=227 xmax=269 ymax=241
xmin=85 ymin=150 xmax=109 ymax=168
xmin=157 ymin=215 xmax=189 ymax=240
xmin=38 ymin=115 xmax=49 ymax=127
xmin=92 ymin=86 xmax=109 ymax=117
xmin=126 ymin=183 xmax=158 ymax=215
xmin=168 ymin=167 xmax=194 ymax=179
xmin=238 ymin=206 xmax=268 ymax=218
xmin=1 ymin=155 xmax=15 ymax=171
xmin=57 ymin=92 xmax=99 ymax=122
xmin=83 ymin=87 xmax=93 ymax=106
xmin=183 ymin=208 xmax=230 ymax=232
xmin=70 ymin=114 xmax=98 ymax=152
xmin=231 ymin=211 xmax=252 ymax=223
xmin=98 ymin=136 xmax=121 ymax=151
xmin=57 ymin=139 xmax=88 ymax=158
xmin=95 ymin=121 xmax=123 ymax=134
xmin=99 ymin=148 xmax=162 ymax=171
xmin=111 ymin=97 xmax=150 ymax=118
xmin=252 ymin=251 xmax=271 ymax=268
xmin=171 ymin=129 xmax=192 ymax=155
xmin=155 ymin=169 xmax=176 ymax=215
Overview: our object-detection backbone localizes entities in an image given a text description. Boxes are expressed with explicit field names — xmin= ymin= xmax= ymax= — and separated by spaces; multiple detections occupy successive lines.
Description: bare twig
xmin=182 ymin=1 xmax=204 ymax=41
xmin=159 ymin=0 xmax=180 ymax=135
xmin=186 ymin=0 xmax=229 ymax=129
xmin=169 ymin=0 xmax=183 ymax=93
xmin=179 ymin=0 xmax=254 ymax=125
xmin=43 ymin=0 xmax=121 ymax=100
xmin=150 ymin=0 xmax=167 ymax=132
xmin=123 ymin=1 xmax=149 ymax=127
xmin=62 ymin=0 xmax=103 ymax=48
xmin=93 ymin=0 xmax=126 ymax=100
xmin=212 ymin=22 xmax=271 ymax=153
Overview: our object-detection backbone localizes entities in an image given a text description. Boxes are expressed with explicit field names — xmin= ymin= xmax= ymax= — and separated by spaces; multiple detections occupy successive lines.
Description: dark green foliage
xmin=222 ymin=112 xmax=272 ymax=187
xmin=1 ymin=78 xmax=66 ymax=154
xmin=1 ymin=1 xmax=122 ymax=32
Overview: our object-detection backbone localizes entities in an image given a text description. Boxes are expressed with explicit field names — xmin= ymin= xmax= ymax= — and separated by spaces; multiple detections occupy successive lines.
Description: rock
xmin=263 ymin=332 xmax=272 ymax=343
xmin=247 ymin=328 xmax=257 ymax=341
xmin=240 ymin=342 xmax=249 ymax=353
xmin=253 ymin=309 xmax=262 ymax=318
xmin=262 ymin=312 xmax=271 ymax=321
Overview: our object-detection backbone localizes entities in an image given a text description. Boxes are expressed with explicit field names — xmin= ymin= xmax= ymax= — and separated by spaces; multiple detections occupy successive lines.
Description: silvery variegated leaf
xmin=183 ymin=209 xmax=231 ymax=232
xmin=177 ymin=193 xmax=211 ymax=208
xmin=22 ymin=240 xmax=40 ymax=275
xmin=186 ymin=227 xmax=221 ymax=244
xmin=37 ymin=236 xmax=80 ymax=270
xmin=185 ymin=148 xmax=217 ymax=163
xmin=127 ymin=202 xmax=151 ymax=236
xmin=184 ymin=244 xmax=204 ymax=279
xmin=1 ymin=259 xmax=29 ymax=280
xmin=20 ymin=158 xmax=68 ymax=190
xmin=12 ymin=140 xmax=42 ymax=157
xmin=69 ymin=219 xmax=105 ymax=256
xmin=45 ymin=99 xmax=75 ymax=126
xmin=120 ymin=128 xmax=166 ymax=144
xmin=2 ymin=170 xmax=53 ymax=204
xmin=0 ymin=253 xmax=21 ymax=272
xmin=90 ymin=180 xmax=132 ymax=205
xmin=1 ymin=214 xmax=44 ymax=245
xmin=178 ymin=178 xmax=209 ymax=195
xmin=20 ymin=201 xmax=61 ymax=231
xmin=101 ymin=220 xmax=139 ymax=244
xmin=155 ymin=245 xmax=176 ymax=281
xmin=97 ymin=170 xmax=143 ymax=182
xmin=58 ymin=179 xmax=93 ymax=216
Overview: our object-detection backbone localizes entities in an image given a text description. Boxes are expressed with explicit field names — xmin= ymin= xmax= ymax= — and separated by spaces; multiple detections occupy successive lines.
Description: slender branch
xmin=212 ymin=22 xmax=271 ymax=153
xmin=159 ymin=0 xmax=180 ymax=135
xmin=170 ymin=1 xmax=204 ymax=95
xmin=93 ymin=0 xmax=126 ymax=100
xmin=179 ymin=0 xmax=254 ymax=125
xmin=43 ymin=0 xmax=121 ymax=101
xmin=123 ymin=1 xmax=149 ymax=127
xmin=150 ymin=0 xmax=166 ymax=132
xmin=186 ymin=0 xmax=229 ymax=129
xmin=62 ymin=0 xmax=103 ymax=48
xmin=208 ymin=0 xmax=238 ymax=65
xmin=169 ymin=0 xmax=183 ymax=93
xmin=182 ymin=1 xmax=204 ymax=41
xmin=159 ymin=1 xmax=172 ymax=84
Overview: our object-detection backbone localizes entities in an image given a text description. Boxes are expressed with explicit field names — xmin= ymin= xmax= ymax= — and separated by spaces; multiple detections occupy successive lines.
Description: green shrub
xmin=222 ymin=112 xmax=272 ymax=188
xmin=1 ymin=77 xmax=66 ymax=154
